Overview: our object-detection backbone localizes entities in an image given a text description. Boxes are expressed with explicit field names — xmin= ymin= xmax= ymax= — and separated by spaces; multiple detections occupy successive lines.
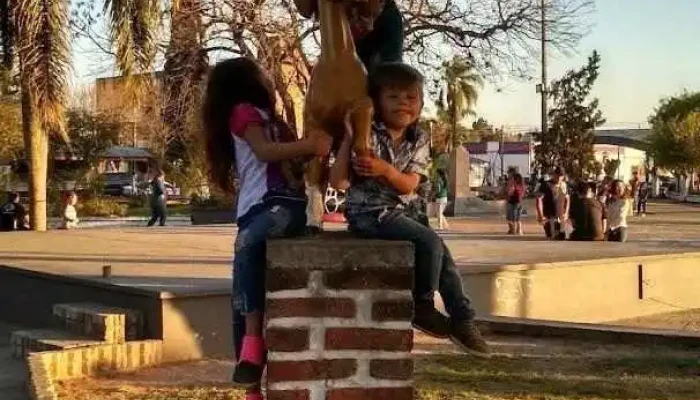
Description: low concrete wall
xmin=0 ymin=266 xmax=163 ymax=339
xmin=160 ymin=293 xmax=233 ymax=362
xmin=460 ymin=252 xmax=700 ymax=323
xmin=0 ymin=265 xmax=233 ymax=363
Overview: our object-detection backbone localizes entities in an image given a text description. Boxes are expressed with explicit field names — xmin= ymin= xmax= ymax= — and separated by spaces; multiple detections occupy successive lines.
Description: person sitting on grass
xmin=61 ymin=191 xmax=80 ymax=230
xmin=329 ymin=62 xmax=490 ymax=358
xmin=0 ymin=192 xmax=28 ymax=232
xmin=569 ymin=181 xmax=606 ymax=242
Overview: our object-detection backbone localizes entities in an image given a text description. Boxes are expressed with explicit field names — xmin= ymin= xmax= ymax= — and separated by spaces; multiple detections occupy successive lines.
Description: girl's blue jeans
xmin=232 ymin=201 xmax=306 ymax=360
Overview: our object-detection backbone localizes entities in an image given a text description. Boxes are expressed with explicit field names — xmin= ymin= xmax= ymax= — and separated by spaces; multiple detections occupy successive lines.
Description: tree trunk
xmin=21 ymin=90 xmax=48 ymax=231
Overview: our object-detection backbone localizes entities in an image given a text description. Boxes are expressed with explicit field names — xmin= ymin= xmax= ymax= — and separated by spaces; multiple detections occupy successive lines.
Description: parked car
xmin=102 ymin=173 xmax=134 ymax=196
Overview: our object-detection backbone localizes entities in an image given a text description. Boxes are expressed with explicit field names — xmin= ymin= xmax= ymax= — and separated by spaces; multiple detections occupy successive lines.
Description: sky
xmin=475 ymin=0 xmax=700 ymax=132
xmin=72 ymin=0 xmax=700 ymax=132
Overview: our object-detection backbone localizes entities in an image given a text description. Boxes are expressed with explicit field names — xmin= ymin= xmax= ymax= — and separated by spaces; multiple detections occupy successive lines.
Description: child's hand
xmin=353 ymin=156 xmax=390 ymax=177
xmin=307 ymin=131 xmax=332 ymax=157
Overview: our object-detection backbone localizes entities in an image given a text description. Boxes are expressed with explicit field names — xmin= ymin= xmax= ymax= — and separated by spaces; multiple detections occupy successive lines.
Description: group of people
xmin=201 ymin=1 xmax=490 ymax=397
xmin=0 ymin=191 xmax=78 ymax=232
xmin=531 ymin=167 xmax=649 ymax=243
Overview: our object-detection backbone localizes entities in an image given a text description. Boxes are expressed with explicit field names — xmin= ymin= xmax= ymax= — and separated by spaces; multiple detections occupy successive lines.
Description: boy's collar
xmin=373 ymin=121 xmax=420 ymax=142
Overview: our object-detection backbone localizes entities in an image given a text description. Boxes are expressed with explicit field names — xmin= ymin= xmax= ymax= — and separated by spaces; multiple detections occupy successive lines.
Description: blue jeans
xmin=506 ymin=203 xmax=523 ymax=222
xmin=232 ymin=201 xmax=306 ymax=360
xmin=348 ymin=210 xmax=475 ymax=322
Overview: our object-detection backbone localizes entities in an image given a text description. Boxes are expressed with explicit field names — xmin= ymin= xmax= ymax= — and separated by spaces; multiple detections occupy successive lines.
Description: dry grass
xmin=58 ymin=336 xmax=700 ymax=400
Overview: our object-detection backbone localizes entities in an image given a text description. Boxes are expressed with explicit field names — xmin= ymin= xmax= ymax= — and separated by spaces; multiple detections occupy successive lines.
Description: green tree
xmin=436 ymin=57 xmax=483 ymax=152
xmin=648 ymin=92 xmax=700 ymax=174
xmin=0 ymin=0 xmax=160 ymax=231
xmin=534 ymin=51 xmax=605 ymax=179
xmin=3 ymin=0 xmax=73 ymax=231
xmin=51 ymin=109 xmax=122 ymax=187
xmin=649 ymin=111 xmax=700 ymax=174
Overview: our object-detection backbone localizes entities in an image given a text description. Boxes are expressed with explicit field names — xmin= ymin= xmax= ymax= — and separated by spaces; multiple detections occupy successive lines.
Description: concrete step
xmin=10 ymin=329 xmax=101 ymax=359
xmin=53 ymin=303 xmax=143 ymax=343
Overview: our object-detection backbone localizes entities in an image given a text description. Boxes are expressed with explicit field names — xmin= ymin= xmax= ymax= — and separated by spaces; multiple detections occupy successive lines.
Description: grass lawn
xmin=57 ymin=335 xmax=700 ymax=400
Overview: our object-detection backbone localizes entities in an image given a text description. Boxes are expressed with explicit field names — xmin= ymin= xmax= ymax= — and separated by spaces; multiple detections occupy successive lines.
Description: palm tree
xmin=436 ymin=57 xmax=483 ymax=153
xmin=9 ymin=0 xmax=72 ymax=232
xmin=0 ymin=0 xmax=159 ymax=231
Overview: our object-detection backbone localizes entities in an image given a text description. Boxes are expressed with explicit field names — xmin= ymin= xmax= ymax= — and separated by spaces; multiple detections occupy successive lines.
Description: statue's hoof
xmin=305 ymin=226 xmax=323 ymax=236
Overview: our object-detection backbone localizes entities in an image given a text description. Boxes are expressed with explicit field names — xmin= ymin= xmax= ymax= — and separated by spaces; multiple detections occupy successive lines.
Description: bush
xmin=78 ymin=198 xmax=128 ymax=217
xmin=190 ymin=194 xmax=235 ymax=210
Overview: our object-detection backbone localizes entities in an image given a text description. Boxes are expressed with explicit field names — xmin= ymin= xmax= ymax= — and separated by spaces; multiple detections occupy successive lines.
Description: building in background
xmin=465 ymin=141 xmax=533 ymax=187
xmin=593 ymin=129 xmax=650 ymax=182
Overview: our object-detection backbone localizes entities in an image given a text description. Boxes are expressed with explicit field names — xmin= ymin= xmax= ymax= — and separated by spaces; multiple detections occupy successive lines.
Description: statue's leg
xmin=304 ymin=124 xmax=327 ymax=233
xmin=350 ymin=97 xmax=374 ymax=157
xmin=305 ymin=158 xmax=326 ymax=233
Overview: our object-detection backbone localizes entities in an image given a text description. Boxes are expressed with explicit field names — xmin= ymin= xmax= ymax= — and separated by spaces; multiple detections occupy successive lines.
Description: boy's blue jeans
xmin=232 ymin=201 xmax=306 ymax=360
xmin=348 ymin=209 xmax=475 ymax=322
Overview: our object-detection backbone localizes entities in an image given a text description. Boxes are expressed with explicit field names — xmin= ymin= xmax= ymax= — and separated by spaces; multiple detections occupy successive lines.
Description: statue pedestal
xmin=266 ymin=233 xmax=415 ymax=400
xmin=447 ymin=146 xmax=473 ymax=216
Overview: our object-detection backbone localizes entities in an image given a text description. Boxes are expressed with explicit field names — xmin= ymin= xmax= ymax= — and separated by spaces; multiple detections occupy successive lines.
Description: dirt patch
xmin=57 ymin=333 xmax=700 ymax=400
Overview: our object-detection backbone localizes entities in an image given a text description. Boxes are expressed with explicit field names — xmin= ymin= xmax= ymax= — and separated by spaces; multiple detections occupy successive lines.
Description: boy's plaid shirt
xmin=345 ymin=122 xmax=430 ymax=218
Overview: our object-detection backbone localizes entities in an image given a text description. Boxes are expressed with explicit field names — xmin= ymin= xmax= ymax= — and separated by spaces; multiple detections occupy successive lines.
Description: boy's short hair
xmin=368 ymin=62 xmax=425 ymax=102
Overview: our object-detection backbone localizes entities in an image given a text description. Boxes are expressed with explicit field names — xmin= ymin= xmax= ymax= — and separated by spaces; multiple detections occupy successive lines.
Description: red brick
xmin=266 ymin=328 xmax=309 ymax=352
xmin=267 ymin=269 xmax=310 ymax=292
xmin=267 ymin=359 xmax=357 ymax=382
xmin=325 ymin=328 xmax=413 ymax=351
xmin=372 ymin=299 xmax=413 ymax=321
xmin=267 ymin=298 xmax=356 ymax=319
xmin=327 ymin=387 xmax=413 ymax=400
xmin=370 ymin=359 xmax=414 ymax=380
xmin=323 ymin=268 xmax=413 ymax=290
xmin=267 ymin=389 xmax=309 ymax=400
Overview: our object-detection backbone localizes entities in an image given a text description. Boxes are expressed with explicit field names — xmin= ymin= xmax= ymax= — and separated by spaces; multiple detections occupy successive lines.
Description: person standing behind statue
xmin=629 ymin=171 xmax=640 ymax=214
xmin=202 ymin=58 xmax=331 ymax=396
xmin=330 ymin=63 xmax=490 ymax=358
xmin=294 ymin=0 xmax=404 ymax=71
xmin=0 ymin=192 xmax=28 ymax=231
xmin=147 ymin=170 xmax=167 ymax=227
xmin=637 ymin=181 xmax=650 ymax=217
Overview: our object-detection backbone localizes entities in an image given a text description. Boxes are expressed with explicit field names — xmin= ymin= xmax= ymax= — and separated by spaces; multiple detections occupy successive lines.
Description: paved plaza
xmin=0 ymin=200 xmax=699 ymax=295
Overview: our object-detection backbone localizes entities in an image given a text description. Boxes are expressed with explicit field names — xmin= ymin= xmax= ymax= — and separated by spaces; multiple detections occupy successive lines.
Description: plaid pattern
xmin=345 ymin=122 xmax=430 ymax=218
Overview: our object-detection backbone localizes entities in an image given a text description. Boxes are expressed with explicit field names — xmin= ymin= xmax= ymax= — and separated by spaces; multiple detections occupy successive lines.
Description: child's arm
xmin=353 ymin=132 xmax=429 ymax=195
xmin=243 ymin=124 xmax=330 ymax=162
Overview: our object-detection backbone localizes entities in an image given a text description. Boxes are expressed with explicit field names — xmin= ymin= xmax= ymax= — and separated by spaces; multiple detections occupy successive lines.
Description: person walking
xmin=435 ymin=169 xmax=450 ymax=230
xmin=506 ymin=173 xmax=526 ymax=235
xmin=147 ymin=170 xmax=167 ymax=227
xmin=637 ymin=181 xmax=650 ymax=217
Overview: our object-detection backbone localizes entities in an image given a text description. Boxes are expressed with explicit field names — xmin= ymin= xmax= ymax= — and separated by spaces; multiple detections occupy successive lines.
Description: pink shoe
xmin=245 ymin=392 xmax=264 ymax=400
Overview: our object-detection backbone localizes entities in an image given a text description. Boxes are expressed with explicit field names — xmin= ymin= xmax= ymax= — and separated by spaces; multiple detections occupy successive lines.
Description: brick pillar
xmin=266 ymin=234 xmax=415 ymax=400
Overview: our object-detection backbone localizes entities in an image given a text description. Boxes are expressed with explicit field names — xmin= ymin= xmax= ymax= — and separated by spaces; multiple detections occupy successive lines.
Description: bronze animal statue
xmin=296 ymin=0 xmax=384 ymax=232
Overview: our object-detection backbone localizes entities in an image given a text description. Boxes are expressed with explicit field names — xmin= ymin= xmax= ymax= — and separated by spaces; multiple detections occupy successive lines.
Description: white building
xmin=465 ymin=142 xmax=533 ymax=187
xmin=594 ymin=129 xmax=650 ymax=182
